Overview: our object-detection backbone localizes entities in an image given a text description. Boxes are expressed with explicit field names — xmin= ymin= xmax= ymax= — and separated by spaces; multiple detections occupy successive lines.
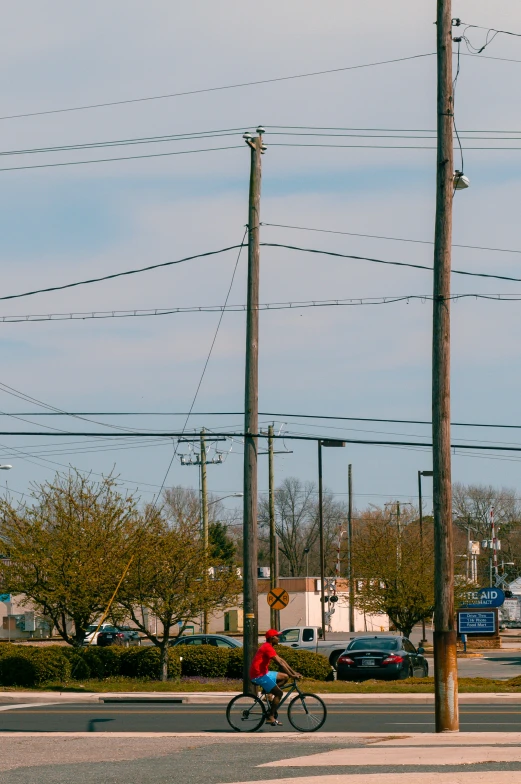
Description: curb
xmin=2 ymin=691 xmax=521 ymax=705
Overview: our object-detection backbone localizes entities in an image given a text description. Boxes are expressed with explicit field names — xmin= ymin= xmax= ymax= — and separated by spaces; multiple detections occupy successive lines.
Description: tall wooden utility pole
xmin=242 ymin=127 xmax=264 ymax=694
xmin=347 ymin=464 xmax=355 ymax=632
xmin=268 ymin=424 xmax=279 ymax=629
xmin=433 ymin=0 xmax=459 ymax=732
xmin=200 ymin=429 xmax=210 ymax=634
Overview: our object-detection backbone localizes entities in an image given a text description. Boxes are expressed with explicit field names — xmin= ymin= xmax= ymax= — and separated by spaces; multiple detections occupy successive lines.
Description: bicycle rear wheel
xmin=287 ymin=692 xmax=327 ymax=732
xmin=226 ymin=694 xmax=266 ymax=732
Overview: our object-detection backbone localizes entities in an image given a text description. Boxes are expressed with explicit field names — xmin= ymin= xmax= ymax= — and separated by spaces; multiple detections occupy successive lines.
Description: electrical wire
xmin=3 ymin=243 xmax=521 ymax=308
xmin=8 ymin=131 xmax=521 ymax=160
xmin=0 ymin=244 xmax=243 ymax=303
xmin=261 ymin=221 xmax=521 ymax=255
xmin=270 ymin=142 xmax=521 ymax=151
xmin=0 ymin=143 xmax=242 ymax=173
xmin=0 ymin=128 xmax=246 ymax=158
xmin=260 ymin=242 xmax=521 ymax=283
xmin=0 ymin=53 xmax=436 ymax=122
xmin=4 ymin=292 xmax=521 ymax=324
xmin=9 ymin=409 xmax=521 ymax=432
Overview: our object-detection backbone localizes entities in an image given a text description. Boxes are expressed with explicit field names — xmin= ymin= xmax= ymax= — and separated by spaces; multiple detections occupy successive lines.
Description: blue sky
xmin=1 ymin=1 xmax=521 ymax=517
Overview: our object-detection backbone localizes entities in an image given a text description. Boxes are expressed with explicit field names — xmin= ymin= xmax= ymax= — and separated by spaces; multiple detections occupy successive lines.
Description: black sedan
xmin=170 ymin=634 xmax=242 ymax=649
xmin=336 ymin=635 xmax=428 ymax=681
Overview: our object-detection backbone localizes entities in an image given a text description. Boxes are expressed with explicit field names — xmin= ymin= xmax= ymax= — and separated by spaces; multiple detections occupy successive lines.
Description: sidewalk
xmin=2 ymin=690 xmax=521 ymax=705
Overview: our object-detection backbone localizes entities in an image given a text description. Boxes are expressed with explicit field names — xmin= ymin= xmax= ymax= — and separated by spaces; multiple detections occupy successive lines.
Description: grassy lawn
xmin=1 ymin=676 xmax=521 ymax=693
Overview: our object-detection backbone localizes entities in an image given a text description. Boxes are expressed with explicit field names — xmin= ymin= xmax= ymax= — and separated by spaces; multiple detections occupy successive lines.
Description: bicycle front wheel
xmin=287 ymin=692 xmax=327 ymax=732
xmin=226 ymin=694 xmax=266 ymax=732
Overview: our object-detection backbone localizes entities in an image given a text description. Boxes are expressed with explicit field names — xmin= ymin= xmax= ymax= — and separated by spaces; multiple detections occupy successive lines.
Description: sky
xmin=1 ymin=1 xmax=521 ymax=522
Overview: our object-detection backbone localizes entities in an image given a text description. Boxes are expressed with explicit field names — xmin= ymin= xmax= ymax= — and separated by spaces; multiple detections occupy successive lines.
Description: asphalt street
xmin=3 ymin=702 xmax=521 ymax=733
xmin=443 ymin=652 xmax=521 ymax=680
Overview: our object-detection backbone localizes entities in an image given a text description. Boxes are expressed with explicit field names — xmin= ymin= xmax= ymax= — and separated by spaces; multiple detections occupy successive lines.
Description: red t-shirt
xmin=249 ymin=642 xmax=277 ymax=679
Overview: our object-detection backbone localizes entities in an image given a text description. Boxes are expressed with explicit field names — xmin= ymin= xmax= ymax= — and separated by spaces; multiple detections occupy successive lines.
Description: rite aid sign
xmin=465 ymin=587 xmax=505 ymax=608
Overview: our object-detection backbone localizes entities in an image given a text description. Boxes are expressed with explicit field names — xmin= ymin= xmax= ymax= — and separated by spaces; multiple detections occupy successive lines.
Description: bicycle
xmin=226 ymin=677 xmax=327 ymax=732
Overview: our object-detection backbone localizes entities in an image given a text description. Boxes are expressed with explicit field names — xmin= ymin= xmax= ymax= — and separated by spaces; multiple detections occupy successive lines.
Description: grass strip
xmin=1 ymin=676 xmax=521 ymax=693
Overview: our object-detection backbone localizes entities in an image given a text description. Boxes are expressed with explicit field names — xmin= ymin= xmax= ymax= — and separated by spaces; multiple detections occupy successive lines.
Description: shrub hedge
xmin=0 ymin=641 xmax=331 ymax=685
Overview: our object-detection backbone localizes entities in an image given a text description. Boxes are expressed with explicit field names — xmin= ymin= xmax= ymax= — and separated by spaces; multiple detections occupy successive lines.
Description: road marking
xmin=0 ymin=703 xmax=60 ymax=712
xmin=231 ymin=775 xmax=521 ymax=784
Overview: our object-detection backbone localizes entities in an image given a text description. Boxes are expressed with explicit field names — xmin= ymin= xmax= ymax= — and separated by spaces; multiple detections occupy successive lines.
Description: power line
xmin=0 ymin=143 xmax=242 ymax=173
xmin=261 ymin=221 xmax=521 ymax=255
xmin=1 ymin=429 xmax=521 ymax=453
xmin=3 ymin=242 xmax=521 ymax=308
xmin=0 ymin=245 xmax=242 ymax=303
xmin=261 ymin=242 xmax=521 ymax=283
xmin=271 ymin=142 xmax=521 ymax=151
xmin=4 ymin=292 xmax=521 ymax=324
xmin=7 ymin=410 xmax=521 ymax=430
xmin=266 ymin=124 xmax=521 ymax=134
xmin=0 ymin=128 xmax=246 ymax=158
xmin=0 ymin=53 xmax=435 ymax=122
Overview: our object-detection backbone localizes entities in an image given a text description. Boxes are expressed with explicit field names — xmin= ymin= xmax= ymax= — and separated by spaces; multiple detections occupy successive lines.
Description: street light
xmin=318 ymin=439 xmax=345 ymax=641
xmin=418 ymin=470 xmax=433 ymax=645
xmin=304 ymin=547 xmax=310 ymax=579
xmin=208 ymin=493 xmax=243 ymax=506
xmin=0 ymin=466 xmax=12 ymax=470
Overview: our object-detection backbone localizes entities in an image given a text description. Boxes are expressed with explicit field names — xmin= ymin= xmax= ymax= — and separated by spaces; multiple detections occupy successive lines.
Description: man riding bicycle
xmin=249 ymin=629 xmax=302 ymax=726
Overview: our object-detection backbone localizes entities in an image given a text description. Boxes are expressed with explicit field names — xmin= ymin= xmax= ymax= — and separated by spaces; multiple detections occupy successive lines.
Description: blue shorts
xmin=251 ymin=671 xmax=278 ymax=693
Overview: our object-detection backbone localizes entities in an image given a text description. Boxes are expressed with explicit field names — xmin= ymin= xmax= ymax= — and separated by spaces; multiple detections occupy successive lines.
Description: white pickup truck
xmin=278 ymin=626 xmax=352 ymax=668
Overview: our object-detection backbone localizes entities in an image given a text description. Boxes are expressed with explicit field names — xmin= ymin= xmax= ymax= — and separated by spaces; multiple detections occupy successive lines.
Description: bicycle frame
xmin=257 ymin=678 xmax=302 ymax=714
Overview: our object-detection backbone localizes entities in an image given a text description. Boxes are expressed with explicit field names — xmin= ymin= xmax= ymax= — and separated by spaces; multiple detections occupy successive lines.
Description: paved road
xmin=433 ymin=651 xmax=521 ymax=679
xmin=3 ymin=702 xmax=521 ymax=733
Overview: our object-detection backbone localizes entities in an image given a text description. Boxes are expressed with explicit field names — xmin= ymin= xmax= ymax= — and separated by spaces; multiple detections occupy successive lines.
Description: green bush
xmin=176 ymin=645 xmax=229 ymax=678
xmin=120 ymin=647 xmax=181 ymax=680
xmin=69 ymin=655 xmax=91 ymax=680
xmin=73 ymin=646 xmax=124 ymax=679
xmin=226 ymin=647 xmax=243 ymax=679
xmin=0 ymin=648 xmax=71 ymax=686
xmin=272 ymin=646 xmax=331 ymax=681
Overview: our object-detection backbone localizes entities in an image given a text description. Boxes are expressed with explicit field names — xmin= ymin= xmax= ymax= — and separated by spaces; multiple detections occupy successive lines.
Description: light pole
xmin=208 ymin=493 xmax=243 ymax=507
xmin=318 ymin=439 xmax=345 ymax=641
xmin=418 ymin=470 xmax=433 ymax=646
xmin=304 ymin=547 xmax=310 ymax=579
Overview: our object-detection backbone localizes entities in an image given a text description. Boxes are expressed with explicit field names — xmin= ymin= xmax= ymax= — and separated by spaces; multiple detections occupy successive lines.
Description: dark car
xmin=96 ymin=626 xmax=140 ymax=647
xmin=336 ymin=635 xmax=428 ymax=681
xmin=170 ymin=634 xmax=242 ymax=649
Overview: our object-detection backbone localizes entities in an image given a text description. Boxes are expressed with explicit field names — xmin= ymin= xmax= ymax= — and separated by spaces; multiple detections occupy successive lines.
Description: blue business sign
xmin=0 ymin=594 xmax=10 ymax=603
xmin=458 ymin=611 xmax=496 ymax=635
xmin=464 ymin=588 xmax=505 ymax=608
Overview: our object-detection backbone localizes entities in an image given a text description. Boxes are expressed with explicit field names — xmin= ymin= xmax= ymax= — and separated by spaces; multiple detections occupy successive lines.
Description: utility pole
xmin=347 ymin=464 xmax=355 ymax=633
xmin=179 ymin=432 xmax=226 ymax=634
xmin=418 ymin=470 xmax=433 ymax=646
xmin=432 ymin=0 xmax=459 ymax=733
xmin=318 ymin=442 xmax=326 ymax=641
xmin=242 ymin=127 xmax=264 ymax=695
xmin=200 ymin=430 xmax=209 ymax=633
xmin=268 ymin=424 xmax=279 ymax=630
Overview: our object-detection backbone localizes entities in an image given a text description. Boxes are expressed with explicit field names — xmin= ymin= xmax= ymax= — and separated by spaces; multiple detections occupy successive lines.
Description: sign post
xmin=266 ymin=587 xmax=289 ymax=613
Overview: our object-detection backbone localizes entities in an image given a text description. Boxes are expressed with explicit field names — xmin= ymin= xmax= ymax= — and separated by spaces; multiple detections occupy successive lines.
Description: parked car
xmin=170 ymin=634 xmax=242 ymax=648
xmin=96 ymin=626 xmax=140 ymax=647
xmin=97 ymin=627 xmax=126 ymax=646
xmin=336 ymin=635 xmax=428 ymax=681
xmin=278 ymin=626 xmax=352 ymax=668
xmin=83 ymin=623 xmax=115 ymax=645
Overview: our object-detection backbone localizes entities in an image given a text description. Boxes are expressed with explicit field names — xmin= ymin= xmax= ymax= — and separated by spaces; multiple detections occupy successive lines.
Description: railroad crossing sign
xmin=267 ymin=587 xmax=289 ymax=611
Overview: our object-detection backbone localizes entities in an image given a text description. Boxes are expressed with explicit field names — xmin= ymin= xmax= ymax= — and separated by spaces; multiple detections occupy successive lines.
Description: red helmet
xmin=265 ymin=629 xmax=279 ymax=640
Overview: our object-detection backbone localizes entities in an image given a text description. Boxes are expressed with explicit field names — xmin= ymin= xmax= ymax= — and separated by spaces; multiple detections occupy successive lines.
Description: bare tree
xmin=452 ymin=482 xmax=521 ymax=539
xmin=258 ymin=477 xmax=346 ymax=577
